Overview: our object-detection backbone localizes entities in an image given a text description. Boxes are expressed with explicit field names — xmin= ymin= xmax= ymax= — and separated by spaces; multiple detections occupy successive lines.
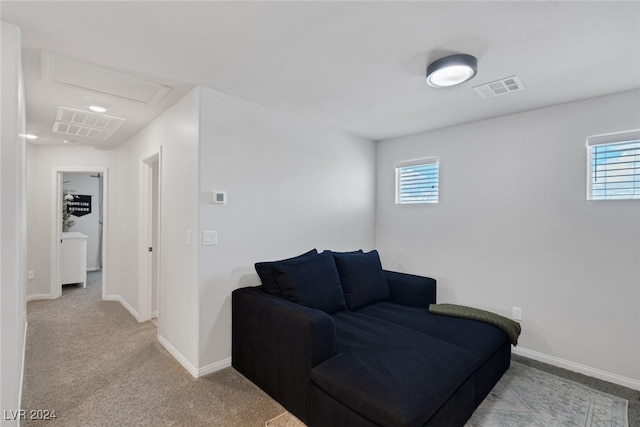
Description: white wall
xmin=197 ymin=87 xmax=376 ymax=371
xmin=25 ymin=146 xmax=117 ymax=299
xmin=62 ymin=172 xmax=102 ymax=271
xmin=1 ymin=21 xmax=27 ymax=426
xmin=376 ymin=90 xmax=640 ymax=388
xmin=116 ymin=88 xmax=200 ymax=370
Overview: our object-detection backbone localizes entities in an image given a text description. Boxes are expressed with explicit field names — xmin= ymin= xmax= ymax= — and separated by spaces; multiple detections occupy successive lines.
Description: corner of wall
xmin=1 ymin=20 xmax=27 ymax=426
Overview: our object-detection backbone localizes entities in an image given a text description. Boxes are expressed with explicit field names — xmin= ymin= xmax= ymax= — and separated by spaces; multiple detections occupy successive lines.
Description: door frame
xmin=51 ymin=166 xmax=109 ymax=299
xmin=138 ymin=147 xmax=162 ymax=322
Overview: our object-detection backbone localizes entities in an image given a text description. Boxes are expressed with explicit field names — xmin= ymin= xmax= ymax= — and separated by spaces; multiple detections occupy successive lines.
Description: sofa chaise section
xmin=232 ymin=249 xmax=512 ymax=426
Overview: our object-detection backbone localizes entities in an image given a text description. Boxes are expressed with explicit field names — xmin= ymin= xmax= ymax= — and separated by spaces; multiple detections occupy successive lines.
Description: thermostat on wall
xmin=211 ymin=190 xmax=227 ymax=204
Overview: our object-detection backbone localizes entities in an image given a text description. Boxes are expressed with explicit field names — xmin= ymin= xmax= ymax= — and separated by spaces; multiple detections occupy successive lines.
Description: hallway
xmin=21 ymin=274 xmax=284 ymax=426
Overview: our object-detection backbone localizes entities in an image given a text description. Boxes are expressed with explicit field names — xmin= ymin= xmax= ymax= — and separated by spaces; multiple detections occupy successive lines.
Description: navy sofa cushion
xmin=357 ymin=301 xmax=508 ymax=361
xmin=255 ymin=249 xmax=317 ymax=297
xmin=333 ymin=250 xmax=390 ymax=310
xmin=312 ymin=311 xmax=479 ymax=427
xmin=273 ymin=251 xmax=347 ymax=314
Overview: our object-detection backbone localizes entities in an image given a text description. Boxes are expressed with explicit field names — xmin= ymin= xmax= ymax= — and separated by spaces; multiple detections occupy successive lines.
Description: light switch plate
xmin=202 ymin=230 xmax=218 ymax=246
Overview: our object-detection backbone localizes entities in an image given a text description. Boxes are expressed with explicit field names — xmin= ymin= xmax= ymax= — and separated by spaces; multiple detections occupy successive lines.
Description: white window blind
xmin=395 ymin=158 xmax=439 ymax=204
xmin=587 ymin=130 xmax=640 ymax=201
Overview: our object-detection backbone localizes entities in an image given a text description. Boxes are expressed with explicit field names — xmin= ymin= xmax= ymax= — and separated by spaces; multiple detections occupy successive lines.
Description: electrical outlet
xmin=28 ymin=271 xmax=34 ymax=280
xmin=512 ymin=307 xmax=522 ymax=321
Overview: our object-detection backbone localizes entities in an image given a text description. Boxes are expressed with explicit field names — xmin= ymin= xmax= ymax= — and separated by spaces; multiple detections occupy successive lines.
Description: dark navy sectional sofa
xmin=232 ymin=249 xmax=511 ymax=426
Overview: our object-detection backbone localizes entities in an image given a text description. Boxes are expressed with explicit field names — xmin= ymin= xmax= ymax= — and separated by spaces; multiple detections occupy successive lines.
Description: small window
xmin=395 ymin=158 xmax=439 ymax=204
xmin=587 ymin=130 xmax=640 ymax=201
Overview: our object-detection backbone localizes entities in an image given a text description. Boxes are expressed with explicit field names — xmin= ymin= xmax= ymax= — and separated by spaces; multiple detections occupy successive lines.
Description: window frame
xmin=586 ymin=129 xmax=640 ymax=201
xmin=395 ymin=157 xmax=440 ymax=205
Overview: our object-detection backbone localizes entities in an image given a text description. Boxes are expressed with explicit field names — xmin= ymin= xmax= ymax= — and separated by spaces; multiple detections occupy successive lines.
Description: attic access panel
xmin=42 ymin=51 xmax=171 ymax=104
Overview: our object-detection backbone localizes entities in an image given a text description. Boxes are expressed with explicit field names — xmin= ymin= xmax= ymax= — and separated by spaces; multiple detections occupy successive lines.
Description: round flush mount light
xmin=426 ymin=54 xmax=478 ymax=88
xmin=89 ymin=105 xmax=107 ymax=113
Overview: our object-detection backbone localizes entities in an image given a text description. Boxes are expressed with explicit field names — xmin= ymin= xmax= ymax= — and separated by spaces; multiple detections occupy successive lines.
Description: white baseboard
xmin=26 ymin=293 xmax=52 ymax=301
xmin=198 ymin=357 xmax=231 ymax=377
xmin=155 ymin=335 xmax=231 ymax=379
xmin=103 ymin=294 xmax=140 ymax=322
xmin=18 ymin=321 xmax=28 ymax=427
xmin=157 ymin=334 xmax=199 ymax=378
xmin=513 ymin=346 xmax=640 ymax=391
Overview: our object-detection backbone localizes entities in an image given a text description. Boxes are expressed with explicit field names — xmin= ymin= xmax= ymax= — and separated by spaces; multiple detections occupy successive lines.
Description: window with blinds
xmin=395 ymin=158 xmax=439 ymax=204
xmin=587 ymin=130 xmax=640 ymax=201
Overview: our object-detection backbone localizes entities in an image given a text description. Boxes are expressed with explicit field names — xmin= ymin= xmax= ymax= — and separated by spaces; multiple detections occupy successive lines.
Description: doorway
xmin=52 ymin=167 xmax=108 ymax=299
xmin=139 ymin=147 xmax=161 ymax=324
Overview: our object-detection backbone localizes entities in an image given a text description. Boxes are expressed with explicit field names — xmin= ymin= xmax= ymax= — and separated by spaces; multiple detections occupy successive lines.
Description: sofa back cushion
xmin=333 ymin=250 xmax=390 ymax=310
xmin=255 ymin=249 xmax=318 ymax=297
xmin=272 ymin=251 xmax=347 ymax=314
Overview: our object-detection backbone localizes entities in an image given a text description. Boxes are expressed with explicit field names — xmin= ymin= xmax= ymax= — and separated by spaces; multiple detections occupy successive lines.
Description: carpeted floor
xmin=22 ymin=272 xmax=285 ymax=426
xmin=23 ymin=272 xmax=639 ymax=426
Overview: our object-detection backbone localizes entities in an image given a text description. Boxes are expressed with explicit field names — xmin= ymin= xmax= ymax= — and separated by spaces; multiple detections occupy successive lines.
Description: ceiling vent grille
xmin=52 ymin=107 xmax=126 ymax=140
xmin=473 ymin=76 xmax=524 ymax=99
xmin=53 ymin=122 xmax=113 ymax=140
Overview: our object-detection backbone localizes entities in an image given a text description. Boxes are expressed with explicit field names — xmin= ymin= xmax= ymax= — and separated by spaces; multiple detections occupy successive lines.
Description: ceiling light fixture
xmin=20 ymin=133 xmax=38 ymax=140
xmin=426 ymin=54 xmax=478 ymax=88
xmin=89 ymin=105 xmax=107 ymax=113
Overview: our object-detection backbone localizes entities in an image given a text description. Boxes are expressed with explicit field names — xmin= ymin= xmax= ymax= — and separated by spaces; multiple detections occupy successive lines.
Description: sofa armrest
xmin=232 ymin=286 xmax=336 ymax=424
xmin=384 ymin=270 xmax=437 ymax=308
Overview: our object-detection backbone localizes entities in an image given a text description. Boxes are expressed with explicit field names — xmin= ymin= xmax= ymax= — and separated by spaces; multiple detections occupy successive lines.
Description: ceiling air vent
xmin=52 ymin=107 xmax=126 ymax=140
xmin=473 ymin=76 xmax=524 ymax=99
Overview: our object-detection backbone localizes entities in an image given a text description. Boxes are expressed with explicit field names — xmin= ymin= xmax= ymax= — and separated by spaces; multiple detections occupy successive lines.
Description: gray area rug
xmin=266 ymin=362 xmax=629 ymax=427
xmin=466 ymin=362 xmax=628 ymax=427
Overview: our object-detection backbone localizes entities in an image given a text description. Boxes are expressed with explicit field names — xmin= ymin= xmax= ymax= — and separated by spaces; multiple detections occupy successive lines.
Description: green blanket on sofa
xmin=429 ymin=303 xmax=521 ymax=346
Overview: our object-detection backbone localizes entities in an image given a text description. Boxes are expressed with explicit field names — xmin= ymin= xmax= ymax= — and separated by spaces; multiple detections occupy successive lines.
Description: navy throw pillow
xmin=333 ymin=250 xmax=390 ymax=310
xmin=255 ymin=249 xmax=318 ymax=296
xmin=272 ymin=251 xmax=347 ymax=314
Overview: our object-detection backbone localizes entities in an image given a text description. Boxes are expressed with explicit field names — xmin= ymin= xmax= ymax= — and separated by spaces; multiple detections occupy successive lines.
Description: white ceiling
xmin=2 ymin=1 xmax=639 ymax=146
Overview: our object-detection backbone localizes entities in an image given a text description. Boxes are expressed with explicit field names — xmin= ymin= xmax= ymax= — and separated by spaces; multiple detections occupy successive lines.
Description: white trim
xmin=103 ymin=294 xmax=140 ymax=322
xmin=586 ymin=129 xmax=640 ymax=146
xmin=18 ymin=321 xmax=28 ymax=426
xmin=26 ymin=294 xmax=53 ymax=302
xmin=197 ymin=357 xmax=232 ymax=377
xmin=157 ymin=334 xmax=199 ymax=378
xmin=395 ymin=157 xmax=439 ymax=168
xmin=51 ymin=170 xmax=62 ymax=298
xmin=138 ymin=147 xmax=162 ymax=323
xmin=51 ymin=167 xmax=109 ymax=300
xmin=513 ymin=346 xmax=640 ymax=391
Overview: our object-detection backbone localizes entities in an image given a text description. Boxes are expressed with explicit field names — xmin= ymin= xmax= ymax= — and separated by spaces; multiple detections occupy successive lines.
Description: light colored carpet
xmin=22 ymin=273 xmax=285 ymax=426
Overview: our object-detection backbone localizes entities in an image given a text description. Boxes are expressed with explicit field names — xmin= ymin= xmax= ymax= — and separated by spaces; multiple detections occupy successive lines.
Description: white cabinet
xmin=61 ymin=232 xmax=87 ymax=287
